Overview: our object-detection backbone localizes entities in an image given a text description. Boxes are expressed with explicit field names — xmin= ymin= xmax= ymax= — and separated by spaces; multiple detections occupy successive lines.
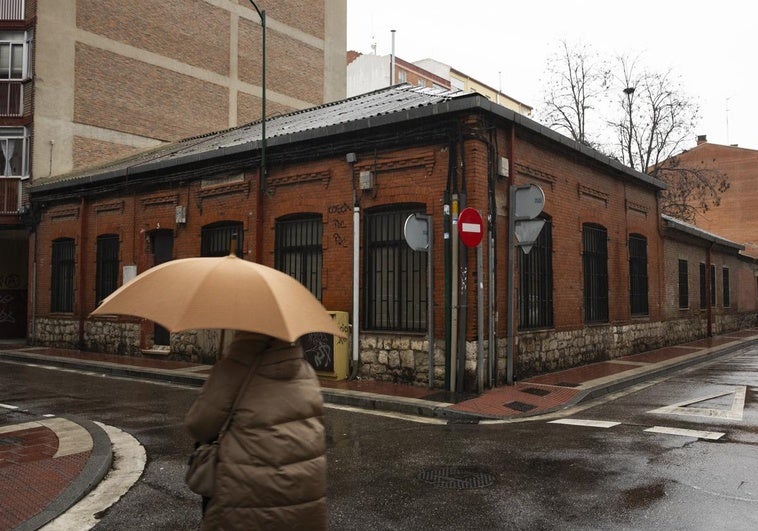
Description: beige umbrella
xmin=90 ymin=254 xmax=345 ymax=342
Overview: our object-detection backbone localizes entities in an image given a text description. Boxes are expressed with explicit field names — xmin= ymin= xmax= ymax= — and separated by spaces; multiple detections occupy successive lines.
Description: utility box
xmin=359 ymin=170 xmax=374 ymax=190
xmin=302 ymin=311 xmax=350 ymax=380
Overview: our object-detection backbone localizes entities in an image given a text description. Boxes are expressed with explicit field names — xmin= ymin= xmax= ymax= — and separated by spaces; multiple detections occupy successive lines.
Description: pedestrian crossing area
xmin=548 ymin=418 xmax=725 ymax=440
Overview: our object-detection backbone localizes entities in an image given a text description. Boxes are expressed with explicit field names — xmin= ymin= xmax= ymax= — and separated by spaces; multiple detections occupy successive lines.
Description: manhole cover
xmin=522 ymin=387 xmax=551 ymax=397
xmin=504 ymin=401 xmax=536 ymax=412
xmin=418 ymin=466 xmax=496 ymax=489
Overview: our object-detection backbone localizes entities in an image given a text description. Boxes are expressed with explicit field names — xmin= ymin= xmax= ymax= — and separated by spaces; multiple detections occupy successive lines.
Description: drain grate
xmin=418 ymin=466 xmax=496 ymax=490
xmin=521 ymin=387 xmax=551 ymax=397
xmin=504 ymin=401 xmax=536 ymax=412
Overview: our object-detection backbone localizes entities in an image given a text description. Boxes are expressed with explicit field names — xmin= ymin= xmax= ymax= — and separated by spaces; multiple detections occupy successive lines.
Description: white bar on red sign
xmin=461 ymin=223 xmax=481 ymax=233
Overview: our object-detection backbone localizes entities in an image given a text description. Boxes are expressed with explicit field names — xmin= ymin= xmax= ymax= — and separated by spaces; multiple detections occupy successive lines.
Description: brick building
xmin=0 ymin=0 xmax=346 ymax=339
xmin=674 ymin=137 xmax=758 ymax=258
xmin=27 ymin=85 xmax=758 ymax=391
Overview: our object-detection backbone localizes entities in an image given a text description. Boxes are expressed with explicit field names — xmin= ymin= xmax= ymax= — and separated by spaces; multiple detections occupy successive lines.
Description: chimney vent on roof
xmin=697 ymin=134 xmax=707 ymax=145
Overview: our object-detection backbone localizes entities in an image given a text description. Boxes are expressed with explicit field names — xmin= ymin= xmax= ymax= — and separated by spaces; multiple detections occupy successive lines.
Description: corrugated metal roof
xmin=31 ymin=84 xmax=466 ymax=189
xmin=30 ymin=83 xmax=666 ymax=193
xmin=662 ymin=213 xmax=744 ymax=250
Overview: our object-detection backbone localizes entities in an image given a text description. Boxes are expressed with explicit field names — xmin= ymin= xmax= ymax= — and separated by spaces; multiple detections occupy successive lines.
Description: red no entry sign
xmin=458 ymin=207 xmax=484 ymax=247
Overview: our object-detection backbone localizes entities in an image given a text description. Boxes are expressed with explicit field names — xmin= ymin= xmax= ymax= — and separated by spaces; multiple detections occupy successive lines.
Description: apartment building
xmin=0 ymin=0 xmax=346 ymax=339
xmin=347 ymin=51 xmax=532 ymax=116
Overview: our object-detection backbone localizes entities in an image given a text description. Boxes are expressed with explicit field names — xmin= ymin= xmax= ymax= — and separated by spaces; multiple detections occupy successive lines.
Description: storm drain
xmin=521 ymin=387 xmax=551 ymax=397
xmin=554 ymin=381 xmax=581 ymax=388
xmin=504 ymin=401 xmax=536 ymax=412
xmin=418 ymin=466 xmax=496 ymax=490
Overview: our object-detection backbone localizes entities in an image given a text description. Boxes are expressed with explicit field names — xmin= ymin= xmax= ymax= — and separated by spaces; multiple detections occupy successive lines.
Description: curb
xmin=13 ymin=416 xmax=113 ymax=531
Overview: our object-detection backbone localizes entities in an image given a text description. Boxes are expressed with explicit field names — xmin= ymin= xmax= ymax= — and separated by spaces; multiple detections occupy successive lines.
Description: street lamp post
xmin=623 ymin=86 xmax=635 ymax=168
xmin=248 ymin=1 xmax=266 ymax=191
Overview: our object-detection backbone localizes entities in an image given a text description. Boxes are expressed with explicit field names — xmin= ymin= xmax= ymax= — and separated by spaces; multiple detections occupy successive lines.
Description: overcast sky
xmin=347 ymin=1 xmax=757 ymax=151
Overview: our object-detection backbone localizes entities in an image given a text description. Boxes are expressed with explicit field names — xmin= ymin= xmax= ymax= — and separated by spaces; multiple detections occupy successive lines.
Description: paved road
xmin=1 ymin=346 xmax=756 ymax=530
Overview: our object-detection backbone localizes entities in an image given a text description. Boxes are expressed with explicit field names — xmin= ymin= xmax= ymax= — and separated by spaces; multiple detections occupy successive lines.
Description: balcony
xmin=0 ymin=177 xmax=21 ymax=214
xmin=0 ymin=0 xmax=25 ymax=20
xmin=0 ymin=82 xmax=22 ymax=117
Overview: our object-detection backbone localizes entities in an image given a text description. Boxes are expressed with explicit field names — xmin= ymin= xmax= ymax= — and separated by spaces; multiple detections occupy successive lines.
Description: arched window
xmin=364 ymin=203 xmax=427 ymax=332
xmin=51 ymin=238 xmax=75 ymax=312
xmin=628 ymin=234 xmax=648 ymax=315
xmin=96 ymin=234 xmax=120 ymax=304
xmin=201 ymin=221 xmax=243 ymax=257
xmin=275 ymin=214 xmax=323 ymax=300
xmin=582 ymin=223 xmax=608 ymax=323
xmin=518 ymin=215 xmax=553 ymax=329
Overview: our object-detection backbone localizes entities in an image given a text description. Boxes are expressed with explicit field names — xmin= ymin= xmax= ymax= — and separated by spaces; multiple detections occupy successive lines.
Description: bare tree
xmin=538 ymin=40 xmax=610 ymax=148
xmin=539 ymin=43 xmax=729 ymax=223
xmin=609 ymin=56 xmax=728 ymax=223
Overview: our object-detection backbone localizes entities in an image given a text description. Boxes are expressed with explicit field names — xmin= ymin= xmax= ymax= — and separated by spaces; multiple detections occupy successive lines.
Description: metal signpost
xmin=506 ymin=184 xmax=545 ymax=385
xmin=404 ymin=213 xmax=434 ymax=388
xmin=457 ymin=208 xmax=486 ymax=393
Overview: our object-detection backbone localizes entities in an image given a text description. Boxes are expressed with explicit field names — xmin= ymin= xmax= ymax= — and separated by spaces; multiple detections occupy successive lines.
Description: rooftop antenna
xmin=371 ymin=33 xmax=377 ymax=55
xmin=726 ymin=96 xmax=732 ymax=145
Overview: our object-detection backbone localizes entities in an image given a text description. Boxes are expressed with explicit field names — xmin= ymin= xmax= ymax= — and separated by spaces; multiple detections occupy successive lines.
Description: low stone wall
xmin=32 ymin=318 xmax=80 ymax=348
xmin=83 ymin=320 xmax=141 ymax=356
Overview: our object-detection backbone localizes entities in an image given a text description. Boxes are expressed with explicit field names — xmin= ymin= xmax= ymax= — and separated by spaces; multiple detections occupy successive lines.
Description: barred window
xmin=723 ymin=268 xmax=730 ymax=307
xmin=96 ymin=234 xmax=119 ymax=304
xmin=365 ymin=204 xmax=427 ymax=332
xmin=710 ymin=264 xmax=716 ymax=307
xmin=518 ymin=216 xmax=553 ymax=329
xmin=201 ymin=221 xmax=243 ymax=257
xmin=275 ymin=215 xmax=323 ymax=300
xmin=51 ymin=238 xmax=75 ymax=313
xmin=699 ymin=263 xmax=707 ymax=309
xmin=629 ymin=234 xmax=648 ymax=316
xmin=678 ymin=259 xmax=688 ymax=309
xmin=582 ymin=223 xmax=608 ymax=323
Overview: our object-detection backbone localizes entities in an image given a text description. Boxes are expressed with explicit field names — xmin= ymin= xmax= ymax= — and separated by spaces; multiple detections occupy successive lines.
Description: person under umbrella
xmin=185 ymin=330 xmax=327 ymax=530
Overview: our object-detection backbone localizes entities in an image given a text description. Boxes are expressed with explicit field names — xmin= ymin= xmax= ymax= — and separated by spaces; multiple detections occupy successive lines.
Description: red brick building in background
xmin=0 ymin=0 xmax=347 ymax=339
xmin=675 ymin=136 xmax=758 ymax=258
xmin=27 ymin=85 xmax=758 ymax=391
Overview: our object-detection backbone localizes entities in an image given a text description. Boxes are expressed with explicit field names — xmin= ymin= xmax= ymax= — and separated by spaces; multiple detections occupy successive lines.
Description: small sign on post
xmin=457 ymin=207 xmax=484 ymax=247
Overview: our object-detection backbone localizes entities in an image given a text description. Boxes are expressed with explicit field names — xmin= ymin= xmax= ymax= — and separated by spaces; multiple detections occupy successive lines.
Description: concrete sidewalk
xmin=0 ymin=329 xmax=757 ymax=528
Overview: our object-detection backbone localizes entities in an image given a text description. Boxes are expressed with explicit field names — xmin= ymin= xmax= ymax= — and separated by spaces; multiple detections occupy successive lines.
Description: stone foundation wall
xmin=83 ymin=320 xmax=141 ymax=356
xmin=32 ymin=318 xmax=80 ymax=348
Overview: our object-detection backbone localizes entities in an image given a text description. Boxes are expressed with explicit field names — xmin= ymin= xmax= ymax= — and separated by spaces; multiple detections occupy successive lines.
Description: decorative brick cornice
xmin=355 ymin=153 xmax=436 ymax=176
xmin=49 ymin=207 xmax=80 ymax=221
xmin=626 ymin=200 xmax=649 ymax=215
xmin=196 ymin=180 xmax=250 ymax=199
xmin=268 ymin=170 xmax=331 ymax=189
xmin=141 ymin=193 xmax=178 ymax=208
xmin=94 ymin=200 xmax=124 ymax=215
xmin=578 ymin=184 xmax=609 ymax=205
xmin=515 ymin=163 xmax=557 ymax=189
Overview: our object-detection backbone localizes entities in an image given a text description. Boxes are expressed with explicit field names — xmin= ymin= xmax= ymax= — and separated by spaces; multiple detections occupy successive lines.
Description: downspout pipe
xmin=706 ymin=243 xmax=713 ymax=337
xmin=348 ymin=154 xmax=361 ymax=379
xmin=77 ymin=196 xmax=88 ymax=349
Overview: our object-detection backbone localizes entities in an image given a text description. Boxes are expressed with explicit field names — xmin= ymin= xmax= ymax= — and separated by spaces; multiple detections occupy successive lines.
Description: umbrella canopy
xmin=90 ymin=255 xmax=345 ymax=342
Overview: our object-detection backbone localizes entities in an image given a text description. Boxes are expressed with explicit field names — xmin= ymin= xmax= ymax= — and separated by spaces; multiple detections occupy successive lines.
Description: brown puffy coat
xmin=185 ymin=332 xmax=327 ymax=531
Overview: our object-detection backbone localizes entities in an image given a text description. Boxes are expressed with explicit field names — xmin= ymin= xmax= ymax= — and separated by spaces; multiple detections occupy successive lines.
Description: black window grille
xmin=51 ymin=238 xmax=75 ymax=313
xmin=629 ymin=234 xmax=648 ymax=316
xmin=699 ymin=263 xmax=707 ymax=309
xmin=365 ymin=205 xmax=427 ymax=332
xmin=723 ymin=268 xmax=730 ymax=307
xmin=710 ymin=264 xmax=716 ymax=307
xmin=678 ymin=259 xmax=689 ymax=309
xmin=201 ymin=221 xmax=243 ymax=257
xmin=96 ymin=234 xmax=119 ymax=304
xmin=582 ymin=223 xmax=608 ymax=323
xmin=275 ymin=215 xmax=323 ymax=300
xmin=518 ymin=216 xmax=553 ymax=329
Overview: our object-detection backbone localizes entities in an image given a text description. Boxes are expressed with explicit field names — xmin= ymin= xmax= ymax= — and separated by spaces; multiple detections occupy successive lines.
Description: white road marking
xmin=41 ymin=423 xmax=146 ymax=531
xmin=644 ymin=426 xmax=725 ymax=440
xmin=0 ymin=420 xmax=41 ymax=434
xmin=0 ymin=403 xmax=19 ymax=409
xmin=648 ymin=386 xmax=747 ymax=420
xmin=324 ymin=403 xmax=448 ymax=424
xmin=548 ymin=419 xmax=621 ymax=428
xmin=40 ymin=418 xmax=94 ymax=458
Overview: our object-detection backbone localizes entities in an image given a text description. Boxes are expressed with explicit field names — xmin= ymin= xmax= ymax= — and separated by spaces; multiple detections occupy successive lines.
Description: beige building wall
xmin=32 ymin=0 xmax=346 ymax=177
